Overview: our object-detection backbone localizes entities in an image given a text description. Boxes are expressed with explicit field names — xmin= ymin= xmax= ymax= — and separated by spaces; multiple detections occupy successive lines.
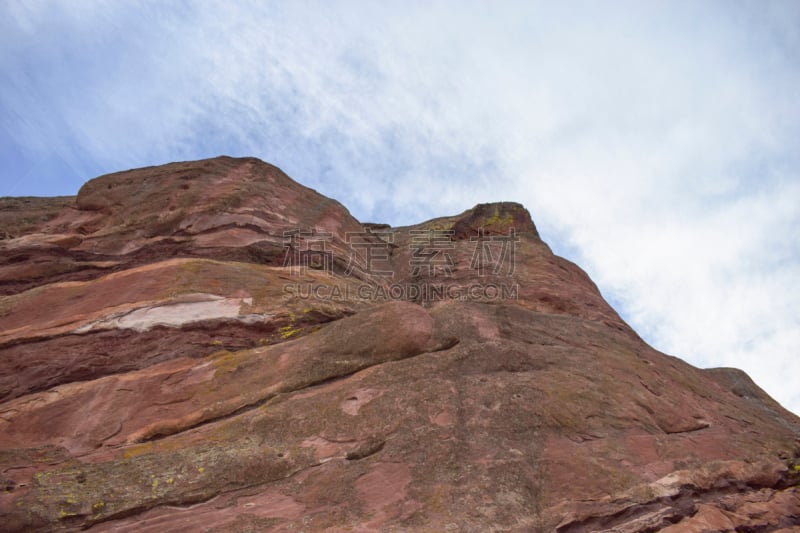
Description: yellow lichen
xmin=279 ymin=325 xmax=301 ymax=339
xmin=58 ymin=509 xmax=77 ymax=519
xmin=212 ymin=350 xmax=239 ymax=373
xmin=122 ymin=442 xmax=153 ymax=459
xmin=484 ymin=207 xmax=514 ymax=229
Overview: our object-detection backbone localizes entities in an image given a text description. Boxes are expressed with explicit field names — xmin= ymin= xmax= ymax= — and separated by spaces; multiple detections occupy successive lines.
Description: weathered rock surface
xmin=1 ymin=156 xmax=798 ymax=531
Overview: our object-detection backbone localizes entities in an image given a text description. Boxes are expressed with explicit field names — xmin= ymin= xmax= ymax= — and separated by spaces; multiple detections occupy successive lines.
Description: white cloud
xmin=1 ymin=1 xmax=799 ymax=413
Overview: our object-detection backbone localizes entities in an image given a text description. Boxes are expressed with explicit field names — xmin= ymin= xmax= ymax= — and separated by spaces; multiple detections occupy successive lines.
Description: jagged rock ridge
xmin=0 ymin=156 xmax=798 ymax=531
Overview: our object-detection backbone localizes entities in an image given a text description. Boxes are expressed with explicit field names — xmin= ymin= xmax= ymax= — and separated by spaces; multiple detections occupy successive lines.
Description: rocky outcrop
xmin=1 ymin=156 xmax=798 ymax=531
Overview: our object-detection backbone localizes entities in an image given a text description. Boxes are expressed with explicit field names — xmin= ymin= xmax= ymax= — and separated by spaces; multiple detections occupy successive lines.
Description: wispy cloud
xmin=2 ymin=1 xmax=799 ymax=412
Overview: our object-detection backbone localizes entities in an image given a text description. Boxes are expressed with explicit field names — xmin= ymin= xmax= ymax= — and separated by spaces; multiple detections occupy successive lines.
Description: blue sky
xmin=2 ymin=1 xmax=799 ymax=413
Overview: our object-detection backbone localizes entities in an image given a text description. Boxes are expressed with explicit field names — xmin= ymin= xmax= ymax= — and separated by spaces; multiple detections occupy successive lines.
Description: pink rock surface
xmin=0 ymin=156 xmax=798 ymax=531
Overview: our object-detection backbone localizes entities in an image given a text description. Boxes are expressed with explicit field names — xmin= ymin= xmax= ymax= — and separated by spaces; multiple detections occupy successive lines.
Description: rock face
xmin=0 ymin=156 xmax=798 ymax=532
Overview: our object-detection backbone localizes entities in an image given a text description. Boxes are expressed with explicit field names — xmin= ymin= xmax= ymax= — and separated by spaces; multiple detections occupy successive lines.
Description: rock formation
xmin=0 ymin=156 xmax=798 ymax=531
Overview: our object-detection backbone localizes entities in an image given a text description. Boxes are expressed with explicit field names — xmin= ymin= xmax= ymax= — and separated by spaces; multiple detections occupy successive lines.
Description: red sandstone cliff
xmin=0 ymin=156 xmax=798 ymax=531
